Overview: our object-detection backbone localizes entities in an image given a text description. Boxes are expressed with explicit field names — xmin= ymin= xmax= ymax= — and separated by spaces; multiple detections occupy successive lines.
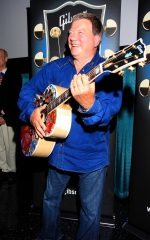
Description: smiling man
xmin=18 ymin=13 xmax=122 ymax=240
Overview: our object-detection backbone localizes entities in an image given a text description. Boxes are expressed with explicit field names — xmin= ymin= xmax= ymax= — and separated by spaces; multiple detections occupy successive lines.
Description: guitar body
xmin=21 ymin=85 xmax=72 ymax=157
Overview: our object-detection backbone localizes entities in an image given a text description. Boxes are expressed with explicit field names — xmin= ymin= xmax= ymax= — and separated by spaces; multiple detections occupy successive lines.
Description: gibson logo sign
xmin=59 ymin=11 xmax=87 ymax=31
xmin=43 ymin=2 xmax=106 ymax=62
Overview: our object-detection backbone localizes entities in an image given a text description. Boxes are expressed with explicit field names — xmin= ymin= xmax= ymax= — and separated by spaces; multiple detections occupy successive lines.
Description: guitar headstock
xmin=103 ymin=38 xmax=147 ymax=75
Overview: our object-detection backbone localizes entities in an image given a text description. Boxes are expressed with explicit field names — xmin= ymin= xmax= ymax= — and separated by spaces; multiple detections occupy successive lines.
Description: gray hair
xmin=0 ymin=49 xmax=8 ymax=57
xmin=72 ymin=12 xmax=103 ymax=36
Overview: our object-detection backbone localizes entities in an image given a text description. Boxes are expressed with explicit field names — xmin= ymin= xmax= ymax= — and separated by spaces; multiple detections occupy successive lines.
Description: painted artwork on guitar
xmin=21 ymin=38 xmax=147 ymax=157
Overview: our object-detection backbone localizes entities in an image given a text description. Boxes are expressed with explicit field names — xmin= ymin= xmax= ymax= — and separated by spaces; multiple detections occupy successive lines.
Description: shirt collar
xmin=0 ymin=67 xmax=7 ymax=74
xmin=68 ymin=51 xmax=104 ymax=68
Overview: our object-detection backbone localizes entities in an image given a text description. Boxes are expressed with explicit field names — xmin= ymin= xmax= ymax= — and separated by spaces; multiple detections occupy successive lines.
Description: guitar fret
xmin=87 ymin=64 xmax=102 ymax=82
xmin=45 ymin=89 xmax=71 ymax=114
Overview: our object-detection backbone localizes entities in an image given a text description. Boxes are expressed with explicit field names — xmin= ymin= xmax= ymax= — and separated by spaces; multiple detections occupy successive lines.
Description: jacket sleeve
xmin=79 ymin=72 xmax=123 ymax=127
xmin=17 ymin=66 xmax=50 ymax=123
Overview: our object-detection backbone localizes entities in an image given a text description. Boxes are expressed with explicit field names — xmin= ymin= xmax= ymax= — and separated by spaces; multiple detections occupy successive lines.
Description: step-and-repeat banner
xmin=29 ymin=0 xmax=121 ymax=225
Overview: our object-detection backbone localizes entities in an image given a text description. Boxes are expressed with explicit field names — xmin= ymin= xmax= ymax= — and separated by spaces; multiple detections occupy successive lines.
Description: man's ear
xmin=94 ymin=35 xmax=101 ymax=48
xmin=5 ymin=56 xmax=8 ymax=63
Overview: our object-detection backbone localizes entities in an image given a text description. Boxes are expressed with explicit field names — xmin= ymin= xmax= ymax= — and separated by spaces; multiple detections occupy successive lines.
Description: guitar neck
xmin=42 ymin=38 xmax=146 ymax=115
xmin=46 ymin=88 xmax=72 ymax=114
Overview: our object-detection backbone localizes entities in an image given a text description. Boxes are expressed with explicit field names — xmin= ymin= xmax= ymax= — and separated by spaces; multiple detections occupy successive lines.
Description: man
xmin=18 ymin=13 xmax=122 ymax=240
xmin=0 ymin=49 xmax=22 ymax=181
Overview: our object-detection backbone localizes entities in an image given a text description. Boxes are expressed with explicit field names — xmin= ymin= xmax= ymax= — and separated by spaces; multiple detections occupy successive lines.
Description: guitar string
xmin=42 ymin=43 xmax=142 ymax=116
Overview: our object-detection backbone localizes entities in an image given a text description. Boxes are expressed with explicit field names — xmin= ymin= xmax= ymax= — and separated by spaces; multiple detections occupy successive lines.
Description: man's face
xmin=68 ymin=19 xmax=100 ymax=61
xmin=0 ymin=50 xmax=7 ymax=70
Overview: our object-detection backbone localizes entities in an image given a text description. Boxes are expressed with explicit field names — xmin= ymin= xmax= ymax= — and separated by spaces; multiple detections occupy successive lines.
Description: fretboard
xmin=42 ymin=62 xmax=103 ymax=116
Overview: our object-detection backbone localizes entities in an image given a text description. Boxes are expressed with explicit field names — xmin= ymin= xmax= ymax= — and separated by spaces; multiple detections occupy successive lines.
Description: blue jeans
xmin=39 ymin=165 xmax=107 ymax=240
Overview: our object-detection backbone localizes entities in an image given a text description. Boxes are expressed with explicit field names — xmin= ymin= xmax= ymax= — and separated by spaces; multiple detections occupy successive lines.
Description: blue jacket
xmin=18 ymin=52 xmax=122 ymax=173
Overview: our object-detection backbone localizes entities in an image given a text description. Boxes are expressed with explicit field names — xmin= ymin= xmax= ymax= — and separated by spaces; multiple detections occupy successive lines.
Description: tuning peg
xmin=103 ymin=19 xmax=117 ymax=37
xmin=103 ymin=49 xmax=114 ymax=58
xmin=142 ymin=11 xmax=150 ymax=30
xmin=50 ymin=26 xmax=62 ymax=58
xmin=138 ymin=62 xmax=146 ymax=67
xmin=34 ymin=23 xmax=45 ymax=40
xmin=50 ymin=27 xmax=61 ymax=38
xmin=139 ymin=79 xmax=150 ymax=98
xmin=34 ymin=52 xmax=47 ymax=68
xmin=118 ymin=70 xmax=124 ymax=76
xmin=34 ymin=52 xmax=60 ymax=67
xmin=128 ymin=66 xmax=135 ymax=71
xmin=50 ymin=56 xmax=59 ymax=62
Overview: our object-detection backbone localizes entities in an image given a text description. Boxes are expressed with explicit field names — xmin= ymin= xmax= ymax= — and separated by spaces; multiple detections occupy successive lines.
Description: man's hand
xmin=70 ymin=74 xmax=95 ymax=110
xmin=30 ymin=104 xmax=47 ymax=138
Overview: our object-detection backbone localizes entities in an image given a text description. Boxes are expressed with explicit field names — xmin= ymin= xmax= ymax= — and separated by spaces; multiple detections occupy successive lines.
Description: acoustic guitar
xmin=21 ymin=38 xmax=147 ymax=157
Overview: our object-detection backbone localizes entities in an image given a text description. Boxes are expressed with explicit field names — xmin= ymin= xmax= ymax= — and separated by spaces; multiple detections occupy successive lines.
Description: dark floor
xmin=0 ymin=162 xmax=143 ymax=240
